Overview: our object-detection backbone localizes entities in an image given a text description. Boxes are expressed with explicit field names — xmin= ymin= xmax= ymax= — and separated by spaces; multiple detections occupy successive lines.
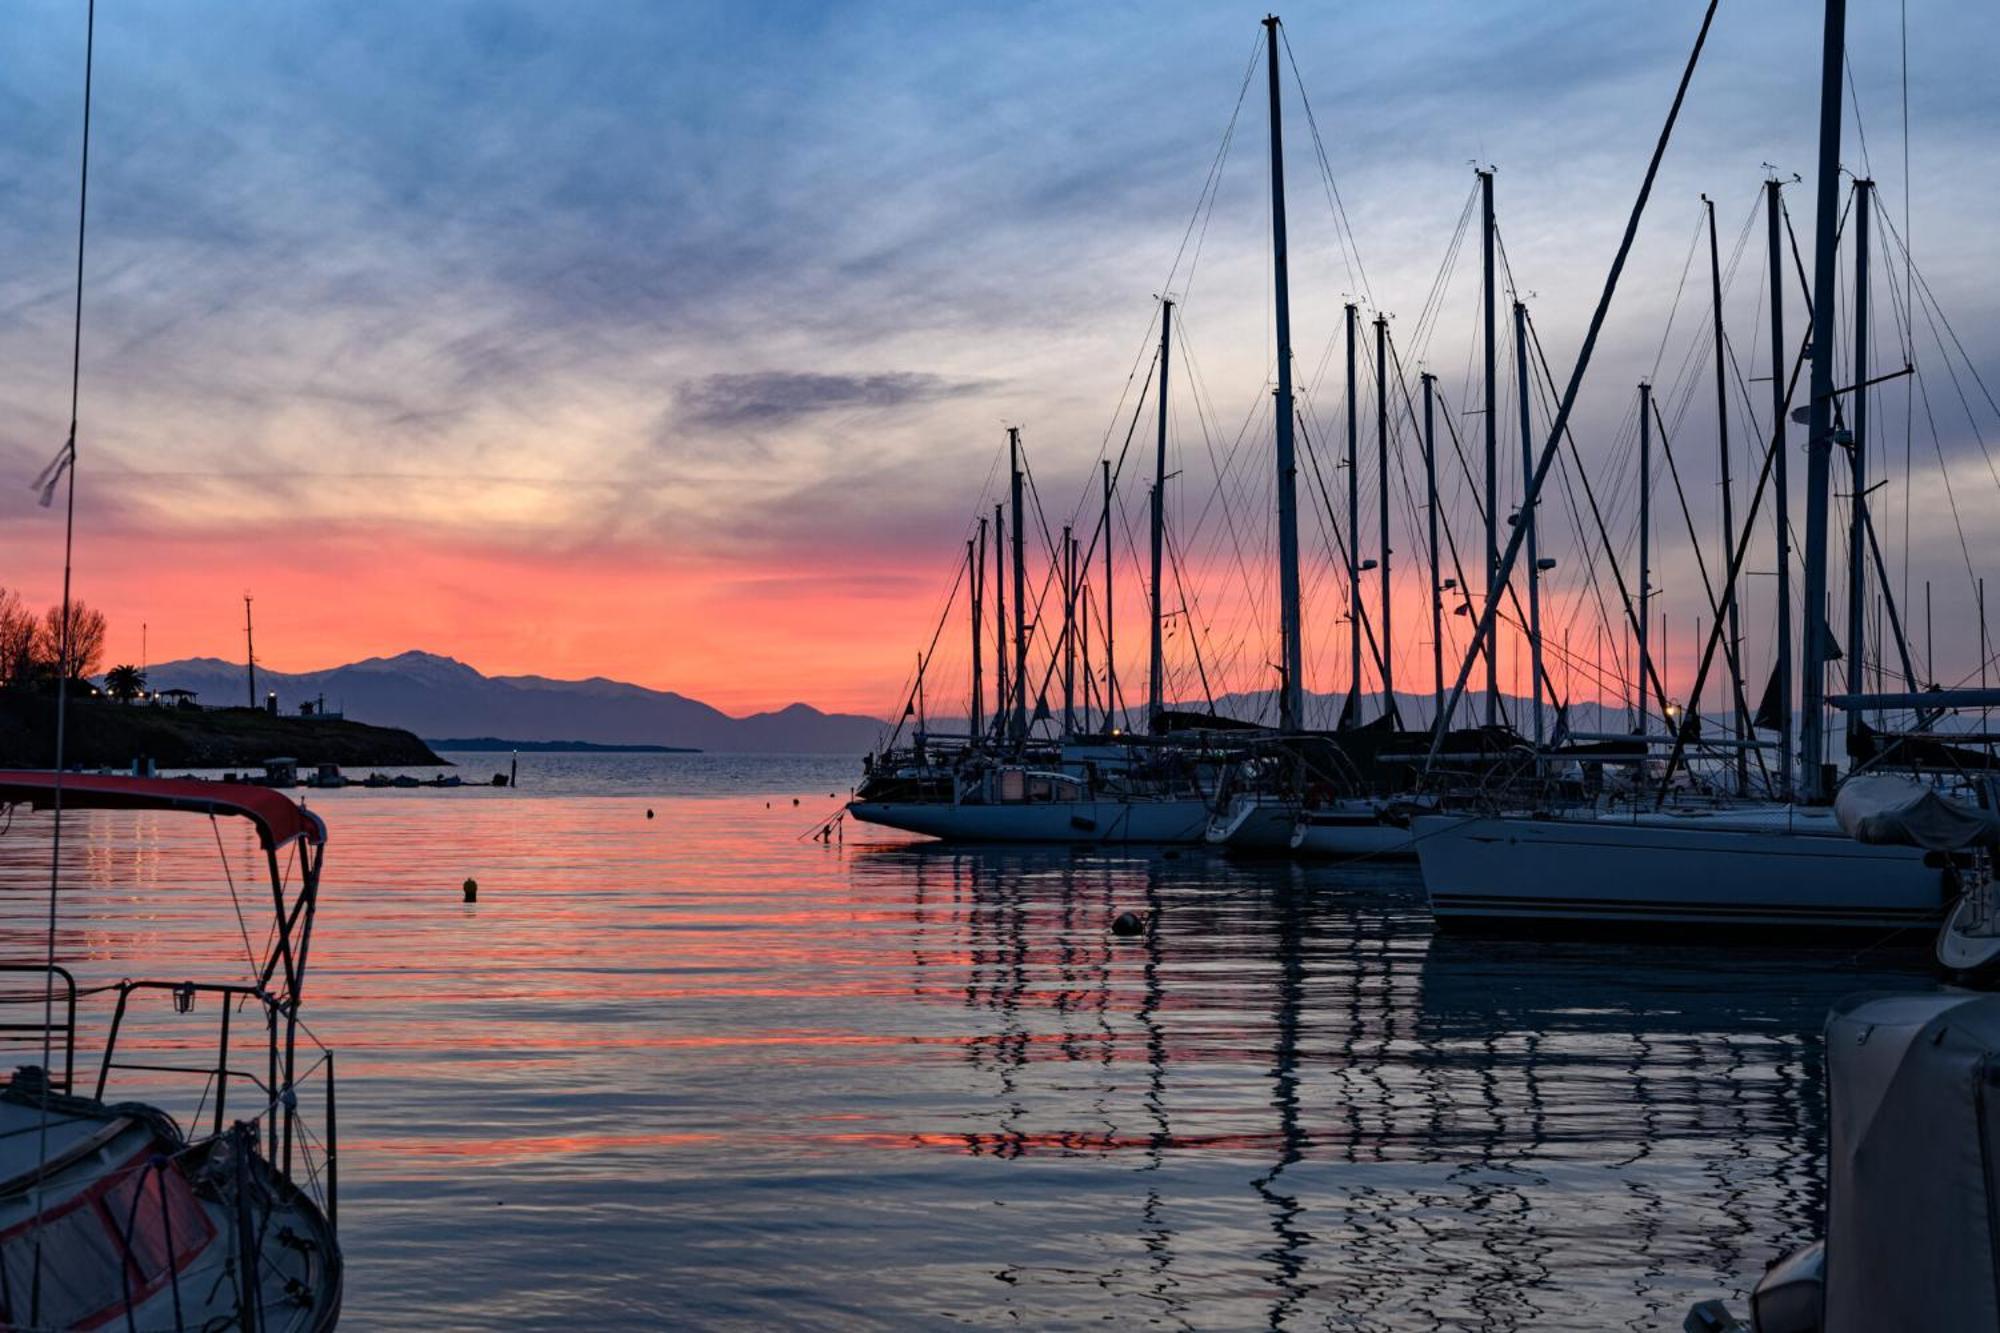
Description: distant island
xmin=0 ymin=694 xmax=443 ymax=769
xmin=429 ymin=737 xmax=700 ymax=753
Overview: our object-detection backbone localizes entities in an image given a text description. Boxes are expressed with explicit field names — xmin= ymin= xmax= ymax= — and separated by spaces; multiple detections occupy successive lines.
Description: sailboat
xmin=851 ymin=17 xmax=1323 ymax=845
xmin=1411 ymin=0 xmax=1959 ymax=936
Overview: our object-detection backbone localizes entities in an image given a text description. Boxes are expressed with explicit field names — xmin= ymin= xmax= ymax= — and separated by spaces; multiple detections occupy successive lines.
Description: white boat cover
xmin=1832 ymin=774 xmax=2000 ymax=851
xmin=1823 ymin=990 xmax=2000 ymax=1331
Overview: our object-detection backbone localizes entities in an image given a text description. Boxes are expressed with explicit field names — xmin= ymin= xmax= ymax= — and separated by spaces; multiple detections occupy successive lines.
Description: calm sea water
xmin=0 ymin=752 xmax=1938 ymax=1330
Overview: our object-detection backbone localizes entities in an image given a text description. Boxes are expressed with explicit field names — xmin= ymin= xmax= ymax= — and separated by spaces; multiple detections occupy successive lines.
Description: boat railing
xmin=94 ymin=977 xmax=338 ymax=1230
xmin=0 ymin=963 xmax=78 ymax=1094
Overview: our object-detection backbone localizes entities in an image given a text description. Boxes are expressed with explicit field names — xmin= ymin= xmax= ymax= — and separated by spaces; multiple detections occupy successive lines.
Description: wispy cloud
xmin=675 ymin=370 xmax=986 ymax=429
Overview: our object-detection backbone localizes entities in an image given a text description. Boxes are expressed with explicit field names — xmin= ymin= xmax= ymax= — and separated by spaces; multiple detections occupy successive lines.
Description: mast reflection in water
xmin=0 ymin=756 xmax=1935 ymax=1328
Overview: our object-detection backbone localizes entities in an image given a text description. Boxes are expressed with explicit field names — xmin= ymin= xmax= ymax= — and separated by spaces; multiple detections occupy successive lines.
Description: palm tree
xmin=104 ymin=663 xmax=145 ymax=703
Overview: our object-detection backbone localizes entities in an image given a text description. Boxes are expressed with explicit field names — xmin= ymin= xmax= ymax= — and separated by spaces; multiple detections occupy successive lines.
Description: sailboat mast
xmin=1346 ymin=302 xmax=1361 ymax=722
xmin=993 ymin=502 xmax=1007 ymax=743
xmin=1846 ymin=178 xmax=1873 ymax=747
xmin=1638 ymin=381 xmax=1653 ymax=741
xmin=1010 ymin=427 xmax=1027 ymax=743
xmin=970 ymin=524 xmax=984 ymax=740
xmin=1264 ymin=14 xmax=1304 ymax=733
xmin=1765 ymin=180 xmax=1795 ymax=798
xmin=1704 ymin=195 xmax=1747 ymax=793
xmin=1516 ymin=300 xmax=1543 ymax=746
xmin=1061 ymin=525 xmax=1076 ymax=734
xmin=1798 ymin=0 xmax=1847 ymax=801
xmin=1102 ymin=458 xmax=1116 ymax=730
xmin=1376 ymin=313 xmax=1394 ymax=723
xmin=1149 ymin=299 xmax=1173 ymax=732
xmin=1423 ymin=371 xmax=1444 ymax=723
xmin=1479 ymin=168 xmax=1499 ymax=727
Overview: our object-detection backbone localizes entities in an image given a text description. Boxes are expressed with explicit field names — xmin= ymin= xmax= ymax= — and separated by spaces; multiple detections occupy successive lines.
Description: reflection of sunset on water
xmin=0 ymin=779 xmax=1934 ymax=1326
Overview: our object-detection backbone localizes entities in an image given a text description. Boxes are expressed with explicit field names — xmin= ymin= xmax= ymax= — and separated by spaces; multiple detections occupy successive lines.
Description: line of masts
xmin=935 ymin=2 xmax=1925 ymax=809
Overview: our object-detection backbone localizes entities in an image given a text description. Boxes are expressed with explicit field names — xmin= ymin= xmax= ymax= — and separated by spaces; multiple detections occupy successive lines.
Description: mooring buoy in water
xmin=1111 ymin=911 xmax=1146 ymax=938
xmin=462 ymin=877 xmax=478 ymax=903
xmin=646 ymin=808 xmax=655 ymax=819
xmin=792 ymin=797 xmax=800 ymax=806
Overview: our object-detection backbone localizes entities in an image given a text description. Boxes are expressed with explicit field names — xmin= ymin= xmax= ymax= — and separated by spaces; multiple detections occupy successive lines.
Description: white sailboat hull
xmin=1204 ymin=795 xmax=1296 ymax=850
xmin=1412 ymin=809 xmax=1948 ymax=933
xmin=1290 ymin=810 xmax=1420 ymax=859
xmin=848 ymin=797 xmax=1211 ymax=844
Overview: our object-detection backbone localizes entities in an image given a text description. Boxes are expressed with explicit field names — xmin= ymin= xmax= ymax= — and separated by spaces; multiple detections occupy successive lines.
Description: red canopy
xmin=0 ymin=771 xmax=326 ymax=851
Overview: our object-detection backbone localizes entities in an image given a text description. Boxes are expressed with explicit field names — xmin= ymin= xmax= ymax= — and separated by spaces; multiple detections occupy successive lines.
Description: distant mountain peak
xmin=137 ymin=650 xmax=885 ymax=754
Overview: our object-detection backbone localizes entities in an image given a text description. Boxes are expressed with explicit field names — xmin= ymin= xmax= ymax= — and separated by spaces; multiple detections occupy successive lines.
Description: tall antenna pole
xmin=1516 ymin=301 xmax=1544 ymax=746
xmin=1422 ymin=371 xmax=1444 ymax=724
xmin=969 ymin=524 xmax=984 ymax=740
xmin=1102 ymin=458 xmax=1117 ymax=730
xmin=1638 ymin=382 xmax=1653 ymax=740
xmin=1149 ymin=300 xmax=1173 ymax=732
xmin=1705 ymin=194 xmax=1748 ymax=793
xmin=1798 ymin=0 xmax=1848 ymax=801
xmin=1376 ymin=313 xmax=1395 ymax=724
xmin=1265 ymin=14 xmax=1304 ymax=733
xmin=1846 ymin=178 xmax=1873 ymax=755
xmin=243 ymin=593 xmax=256 ymax=709
xmin=993 ymin=502 xmax=1007 ymax=743
xmin=1766 ymin=179 xmax=1795 ymax=798
xmin=1479 ymin=167 xmax=1500 ymax=727
xmin=1009 ymin=428 xmax=1027 ymax=743
xmin=1345 ymin=302 xmax=1361 ymax=724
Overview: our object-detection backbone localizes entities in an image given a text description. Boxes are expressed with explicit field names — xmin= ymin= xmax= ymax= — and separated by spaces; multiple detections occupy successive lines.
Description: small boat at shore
xmin=0 ymin=771 xmax=342 ymax=1330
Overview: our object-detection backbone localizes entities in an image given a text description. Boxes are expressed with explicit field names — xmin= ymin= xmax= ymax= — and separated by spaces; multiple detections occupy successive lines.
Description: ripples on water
xmin=0 ymin=753 xmax=1937 ymax=1329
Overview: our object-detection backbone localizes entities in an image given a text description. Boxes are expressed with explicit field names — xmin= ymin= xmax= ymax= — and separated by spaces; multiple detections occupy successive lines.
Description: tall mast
xmin=243 ymin=593 xmax=256 ymax=708
xmin=1346 ymin=302 xmax=1361 ymax=723
xmin=1638 ymin=381 xmax=1653 ymax=740
xmin=1479 ymin=167 xmax=1499 ymax=727
xmin=1422 ymin=371 xmax=1444 ymax=724
xmin=1846 ymin=178 xmax=1873 ymax=751
xmin=1704 ymin=194 xmax=1747 ymax=793
xmin=970 ymin=523 xmax=984 ymax=740
xmin=1765 ymin=179 xmax=1795 ymax=798
xmin=1010 ymin=427 xmax=1027 ymax=743
xmin=1516 ymin=300 xmax=1543 ymax=746
xmin=993 ymin=502 xmax=1007 ymax=742
xmin=1061 ymin=525 xmax=1076 ymax=734
xmin=1149 ymin=299 xmax=1173 ymax=733
xmin=1265 ymin=14 xmax=1304 ymax=732
xmin=1376 ymin=313 xmax=1395 ymax=724
xmin=1102 ymin=458 xmax=1116 ymax=731
xmin=1798 ymin=0 xmax=1847 ymax=801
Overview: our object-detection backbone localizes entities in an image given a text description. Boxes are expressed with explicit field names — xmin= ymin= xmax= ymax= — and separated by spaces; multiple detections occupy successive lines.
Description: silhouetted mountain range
xmin=139 ymin=651 xmax=889 ymax=754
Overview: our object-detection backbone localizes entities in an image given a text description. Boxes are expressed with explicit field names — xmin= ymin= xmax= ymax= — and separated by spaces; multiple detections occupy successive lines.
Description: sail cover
xmin=1833 ymin=773 xmax=2000 ymax=852
xmin=1823 ymin=991 xmax=2000 ymax=1331
xmin=0 ymin=771 xmax=325 ymax=851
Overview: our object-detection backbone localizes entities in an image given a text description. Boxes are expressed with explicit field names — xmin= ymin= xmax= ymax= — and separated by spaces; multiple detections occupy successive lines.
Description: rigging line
xmin=1521 ymin=311 xmax=1677 ymax=728
xmin=1278 ymin=26 xmax=1374 ymax=307
xmin=1875 ymin=206 xmax=2000 ymax=426
xmin=34 ymin=0 xmax=95 ymax=1301
xmin=1162 ymin=35 xmax=1260 ymax=304
xmin=210 ymin=817 xmax=264 ymax=982
xmin=1842 ymin=52 xmax=1873 ymax=181
xmin=1648 ymin=395 xmax=1770 ymax=757
xmin=1649 ymin=205 xmax=1709 ymax=382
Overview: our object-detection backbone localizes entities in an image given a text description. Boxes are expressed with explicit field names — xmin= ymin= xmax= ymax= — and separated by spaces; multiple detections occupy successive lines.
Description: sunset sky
xmin=3 ymin=1 xmax=1995 ymax=720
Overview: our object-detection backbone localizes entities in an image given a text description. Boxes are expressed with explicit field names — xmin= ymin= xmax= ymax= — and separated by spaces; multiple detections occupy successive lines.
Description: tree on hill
xmin=0 ymin=590 xmax=34 ymax=687
xmin=104 ymin=663 xmax=146 ymax=703
xmin=35 ymin=601 xmax=107 ymax=684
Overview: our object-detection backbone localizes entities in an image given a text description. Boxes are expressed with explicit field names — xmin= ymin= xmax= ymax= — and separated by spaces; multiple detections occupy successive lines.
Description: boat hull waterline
xmin=849 ymin=798 xmax=1211 ymax=844
xmin=1413 ymin=812 xmax=1947 ymax=933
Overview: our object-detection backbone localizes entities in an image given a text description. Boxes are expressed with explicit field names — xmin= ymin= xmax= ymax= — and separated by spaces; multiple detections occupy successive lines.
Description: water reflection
xmin=853 ymin=841 xmax=1929 ymax=1329
xmin=0 ymin=789 xmax=1939 ymax=1329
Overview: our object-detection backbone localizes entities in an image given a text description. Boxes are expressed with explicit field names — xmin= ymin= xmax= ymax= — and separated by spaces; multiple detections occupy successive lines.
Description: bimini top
xmin=0 ymin=771 xmax=326 ymax=851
